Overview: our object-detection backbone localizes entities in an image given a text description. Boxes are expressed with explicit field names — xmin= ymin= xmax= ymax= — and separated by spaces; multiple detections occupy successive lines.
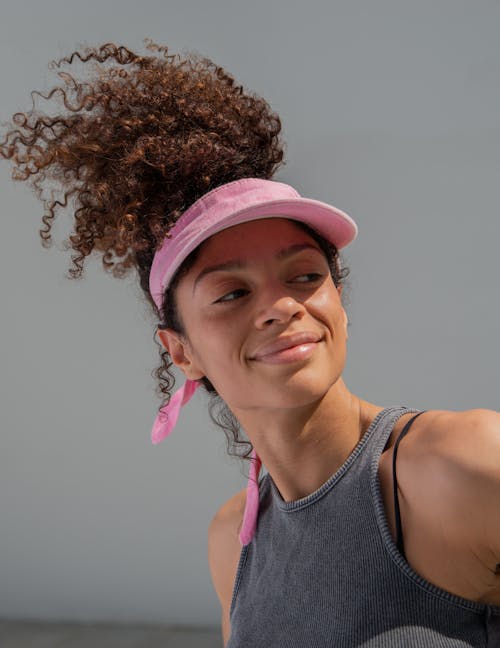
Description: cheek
xmin=185 ymin=313 xmax=245 ymax=372
xmin=307 ymin=284 xmax=344 ymax=325
xmin=311 ymin=289 xmax=332 ymax=310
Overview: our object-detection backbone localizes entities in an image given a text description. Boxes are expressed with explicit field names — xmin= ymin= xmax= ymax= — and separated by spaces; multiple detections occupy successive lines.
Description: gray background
xmin=1 ymin=0 xmax=499 ymax=628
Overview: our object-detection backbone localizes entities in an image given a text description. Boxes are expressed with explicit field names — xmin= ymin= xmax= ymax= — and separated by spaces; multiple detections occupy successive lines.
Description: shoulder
xmin=207 ymin=488 xmax=246 ymax=646
xmin=388 ymin=409 xmax=500 ymax=603
xmin=396 ymin=407 xmax=500 ymax=466
xmin=208 ymin=487 xmax=246 ymax=588
xmin=418 ymin=408 xmax=500 ymax=478
xmin=208 ymin=487 xmax=247 ymax=544
xmin=409 ymin=408 xmax=500 ymax=553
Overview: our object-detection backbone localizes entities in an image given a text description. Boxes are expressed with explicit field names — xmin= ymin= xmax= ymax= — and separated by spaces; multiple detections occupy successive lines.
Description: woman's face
xmin=159 ymin=218 xmax=349 ymax=414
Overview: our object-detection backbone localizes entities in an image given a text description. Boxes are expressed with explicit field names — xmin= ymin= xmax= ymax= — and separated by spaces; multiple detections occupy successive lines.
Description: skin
xmin=157 ymin=217 xmax=500 ymax=614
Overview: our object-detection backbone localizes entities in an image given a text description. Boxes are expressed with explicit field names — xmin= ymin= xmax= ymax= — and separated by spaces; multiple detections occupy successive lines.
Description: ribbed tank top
xmin=227 ymin=406 xmax=500 ymax=647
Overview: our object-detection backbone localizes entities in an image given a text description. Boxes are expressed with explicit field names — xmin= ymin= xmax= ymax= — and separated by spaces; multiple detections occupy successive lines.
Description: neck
xmin=232 ymin=377 xmax=384 ymax=503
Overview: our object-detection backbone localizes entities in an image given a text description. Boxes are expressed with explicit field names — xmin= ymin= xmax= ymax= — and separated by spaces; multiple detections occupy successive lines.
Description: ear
xmin=343 ymin=308 xmax=349 ymax=338
xmin=156 ymin=328 xmax=205 ymax=380
xmin=336 ymin=284 xmax=348 ymax=335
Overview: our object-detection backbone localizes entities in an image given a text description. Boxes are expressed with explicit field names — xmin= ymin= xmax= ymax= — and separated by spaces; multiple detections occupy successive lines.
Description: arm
xmin=434 ymin=409 xmax=500 ymax=603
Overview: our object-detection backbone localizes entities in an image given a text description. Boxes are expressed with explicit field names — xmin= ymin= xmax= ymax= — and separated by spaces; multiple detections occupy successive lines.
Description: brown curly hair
xmin=0 ymin=39 xmax=350 ymax=466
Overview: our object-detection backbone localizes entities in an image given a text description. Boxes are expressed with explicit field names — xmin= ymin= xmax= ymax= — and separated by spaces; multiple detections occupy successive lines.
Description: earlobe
xmin=156 ymin=328 xmax=205 ymax=380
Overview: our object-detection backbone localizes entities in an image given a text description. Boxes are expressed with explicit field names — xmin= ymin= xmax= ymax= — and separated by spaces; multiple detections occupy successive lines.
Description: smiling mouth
xmin=251 ymin=340 xmax=321 ymax=365
xmin=251 ymin=332 xmax=322 ymax=361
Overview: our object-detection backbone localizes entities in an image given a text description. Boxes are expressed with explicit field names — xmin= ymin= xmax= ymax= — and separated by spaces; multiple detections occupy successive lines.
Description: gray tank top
xmin=227 ymin=406 xmax=500 ymax=647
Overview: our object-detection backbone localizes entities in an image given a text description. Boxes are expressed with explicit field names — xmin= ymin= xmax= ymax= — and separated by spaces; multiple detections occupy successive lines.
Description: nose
xmin=253 ymin=282 xmax=306 ymax=329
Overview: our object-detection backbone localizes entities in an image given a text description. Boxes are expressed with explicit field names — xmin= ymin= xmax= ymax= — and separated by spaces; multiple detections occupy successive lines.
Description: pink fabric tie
xmin=151 ymin=379 xmax=201 ymax=444
xmin=239 ymin=448 xmax=262 ymax=546
xmin=151 ymin=377 xmax=262 ymax=545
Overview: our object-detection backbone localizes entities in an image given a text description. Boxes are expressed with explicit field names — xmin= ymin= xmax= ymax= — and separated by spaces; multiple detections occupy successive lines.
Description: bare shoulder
xmin=404 ymin=408 xmax=500 ymax=560
xmin=385 ymin=408 xmax=500 ymax=604
xmin=414 ymin=408 xmax=500 ymax=477
xmin=395 ymin=407 xmax=500 ymax=463
xmin=207 ymin=488 xmax=246 ymax=647
xmin=427 ymin=408 xmax=500 ymax=533
xmin=384 ymin=407 xmax=500 ymax=535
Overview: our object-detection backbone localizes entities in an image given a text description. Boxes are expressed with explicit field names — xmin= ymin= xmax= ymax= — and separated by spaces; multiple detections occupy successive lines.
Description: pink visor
xmin=149 ymin=177 xmax=358 ymax=545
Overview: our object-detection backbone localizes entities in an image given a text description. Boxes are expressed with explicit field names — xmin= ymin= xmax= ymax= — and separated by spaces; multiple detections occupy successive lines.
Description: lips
xmin=251 ymin=331 xmax=322 ymax=360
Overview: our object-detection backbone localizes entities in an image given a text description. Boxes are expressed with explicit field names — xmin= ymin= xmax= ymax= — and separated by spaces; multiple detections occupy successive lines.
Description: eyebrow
xmin=192 ymin=242 xmax=323 ymax=294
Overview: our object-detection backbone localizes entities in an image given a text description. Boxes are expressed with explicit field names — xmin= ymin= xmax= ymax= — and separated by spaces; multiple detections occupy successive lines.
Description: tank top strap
xmin=392 ymin=410 xmax=428 ymax=559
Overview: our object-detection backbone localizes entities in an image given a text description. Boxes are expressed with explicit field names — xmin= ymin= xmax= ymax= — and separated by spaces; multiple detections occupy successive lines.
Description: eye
xmin=214 ymin=288 xmax=249 ymax=303
xmin=292 ymin=272 xmax=324 ymax=283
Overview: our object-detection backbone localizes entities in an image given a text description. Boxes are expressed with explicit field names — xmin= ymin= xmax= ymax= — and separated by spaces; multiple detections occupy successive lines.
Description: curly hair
xmin=0 ymin=39 xmax=350 ymax=466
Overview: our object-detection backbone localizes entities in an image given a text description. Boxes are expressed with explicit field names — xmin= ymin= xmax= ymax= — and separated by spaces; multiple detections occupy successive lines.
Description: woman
xmin=1 ymin=41 xmax=499 ymax=647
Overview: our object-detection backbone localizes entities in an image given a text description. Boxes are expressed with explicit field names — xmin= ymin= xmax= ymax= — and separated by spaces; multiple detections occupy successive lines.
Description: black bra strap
xmin=392 ymin=410 xmax=428 ymax=559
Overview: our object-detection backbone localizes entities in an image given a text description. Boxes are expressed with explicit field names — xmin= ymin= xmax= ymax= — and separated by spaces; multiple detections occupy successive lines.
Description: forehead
xmin=194 ymin=217 xmax=320 ymax=263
